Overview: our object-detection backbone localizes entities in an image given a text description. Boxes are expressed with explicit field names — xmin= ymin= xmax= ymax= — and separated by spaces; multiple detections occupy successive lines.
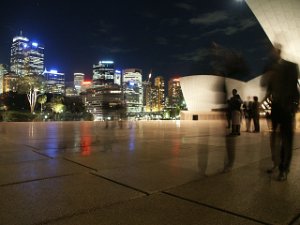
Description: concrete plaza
xmin=0 ymin=120 xmax=300 ymax=225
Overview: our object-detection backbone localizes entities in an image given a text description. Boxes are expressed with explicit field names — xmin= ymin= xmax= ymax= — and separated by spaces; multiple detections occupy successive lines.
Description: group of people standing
xmin=225 ymin=44 xmax=299 ymax=182
xmin=226 ymin=89 xmax=260 ymax=136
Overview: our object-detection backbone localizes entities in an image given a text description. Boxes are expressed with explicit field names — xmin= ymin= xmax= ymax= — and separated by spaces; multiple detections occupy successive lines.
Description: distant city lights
xmin=32 ymin=42 xmax=38 ymax=47
xmin=50 ymin=69 xmax=58 ymax=73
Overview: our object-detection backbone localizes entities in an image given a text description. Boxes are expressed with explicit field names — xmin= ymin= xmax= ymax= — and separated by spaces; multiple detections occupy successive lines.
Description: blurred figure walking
xmin=261 ymin=44 xmax=299 ymax=181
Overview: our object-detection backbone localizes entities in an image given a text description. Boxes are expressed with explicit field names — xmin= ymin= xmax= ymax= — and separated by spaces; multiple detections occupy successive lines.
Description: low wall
xmin=180 ymin=111 xmax=226 ymax=120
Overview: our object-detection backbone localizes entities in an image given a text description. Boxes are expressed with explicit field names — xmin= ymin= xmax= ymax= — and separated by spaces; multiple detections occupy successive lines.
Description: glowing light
xmin=115 ymin=70 xmax=121 ymax=73
xmin=148 ymin=73 xmax=152 ymax=79
xmin=129 ymin=81 xmax=135 ymax=86
xmin=50 ymin=70 xmax=58 ymax=73
xmin=13 ymin=36 xmax=29 ymax=42
xmin=32 ymin=42 xmax=38 ymax=47
xmin=100 ymin=61 xmax=114 ymax=64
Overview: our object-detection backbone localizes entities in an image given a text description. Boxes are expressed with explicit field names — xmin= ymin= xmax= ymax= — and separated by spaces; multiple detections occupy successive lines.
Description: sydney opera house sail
xmin=246 ymin=0 xmax=300 ymax=64
xmin=179 ymin=0 xmax=300 ymax=119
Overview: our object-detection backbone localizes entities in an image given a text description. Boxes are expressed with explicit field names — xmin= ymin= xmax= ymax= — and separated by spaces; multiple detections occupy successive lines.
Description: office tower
xmin=10 ymin=32 xmax=44 ymax=76
xmin=122 ymin=68 xmax=143 ymax=114
xmin=168 ymin=77 xmax=184 ymax=107
xmin=114 ymin=70 xmax=121 ymax=85
xmin=92 ymin=61 xmax=115 ymax=86
xmin=43 ymin=69 xmax=65 ymax=94
xmin=166 ymin=76 xmax=185 ymax=119
xmin=10 ymin=33 xmax=29 ymax=76
xmin=26 ymin=42 xmax=44 ymax=75
xmin=74 ymin=73 xmax=85 ymax=94
xmin=143 ymin=80 xmax=152 ymax=112
xmin=83 ymin=84 xmax=123 ymax=121
xmin=153 ymin=76 xmax=165 ymax=112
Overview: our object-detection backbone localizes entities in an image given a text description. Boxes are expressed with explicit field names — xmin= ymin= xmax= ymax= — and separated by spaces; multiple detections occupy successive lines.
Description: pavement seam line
xmin=32 ymin=195 xmax=148 ymax=225
xmin=24 ymin=144 xmax=54 ymax=159
xmin=90 ymin=171 xmax=150 ymax=195
xmin=0 ymin=173 xmax=79 ymax=187
xmin=63 ymin=157 xmax=98 ymax=171
xmin=161 ymin=191 xmax=272 ymax=225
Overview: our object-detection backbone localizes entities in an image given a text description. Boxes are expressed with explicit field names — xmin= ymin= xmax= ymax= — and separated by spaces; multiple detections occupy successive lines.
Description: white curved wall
xmin=180 ymin=75 xmax=266 ymax=112
xmin=246 ymin=0 xmax=300 ymax=64
xmin=180 ymin=75 xmax=227 ymax=111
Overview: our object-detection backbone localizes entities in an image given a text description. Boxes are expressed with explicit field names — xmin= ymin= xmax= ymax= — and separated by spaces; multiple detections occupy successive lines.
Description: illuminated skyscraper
xmin=122 ymin=68 xmax=143 ymax=114
xmin=43 ymin=69 xmax=65 ymax=94
xmin=143 ymin=80 xmax=153 ymax=112
xmin=168 ymin=77 xmax=184 ymax=107
xmin=10 ymin=33 xmax=29 ymax=76
xmin=92 ymin=61 xmax=115 ymax=86
xmin=74 ymin=73 xmax=85 ymax=94
xmin=83 ymin=85 xmax=123 ymax=121
xmin=10 ymin=32 xmax=44 ymax=76
xmin=26 ymin=42 xmax=44 ymax=75
xmin=153 ymin=76 xmax=165 ymax=112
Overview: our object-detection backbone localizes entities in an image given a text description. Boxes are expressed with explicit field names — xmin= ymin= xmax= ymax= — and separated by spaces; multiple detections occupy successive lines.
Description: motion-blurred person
xmin=229 ymin=89 xmax=243 ymax=136
xmin=261 ymin=44 xmax=299 ymax=181
xmin=243 ymin=96 xmax=253 ymax=132
xmin=252 ymin=96 xmax=260 ymax=132
xmin=226 ymin=99 xmax=232 ymax=129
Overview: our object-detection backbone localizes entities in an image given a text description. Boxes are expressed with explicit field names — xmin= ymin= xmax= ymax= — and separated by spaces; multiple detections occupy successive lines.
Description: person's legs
xmin=245 ymin=117 xmax=251 ymax=132
xmin=267 ymin=116 xmax=280 ymax=173
xmin=278 ymin=115 xmax=294 ymax=181
xmin=253 ymin=116 xmax=260 ymax=132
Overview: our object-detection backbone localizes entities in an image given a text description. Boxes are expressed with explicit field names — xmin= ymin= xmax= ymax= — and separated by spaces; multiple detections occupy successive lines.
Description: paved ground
xmin=0 ymin=120 xmax=300 ymax=225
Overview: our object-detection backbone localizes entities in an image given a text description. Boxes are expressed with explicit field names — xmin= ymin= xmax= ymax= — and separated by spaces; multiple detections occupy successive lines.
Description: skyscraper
xmin=43 ymin=69 xmax=65 ymax=94
xmin=10 ymin=32 xmax=44 ymax=76
xmin=168 ymin=77 xmax=184 ymax=107
xmin=122 ymin=68 xmax=143 ymax=114
xmin=92 ymin=61 xmax=115 ymax=86
xmin=10 ymin=33 xmax=29 ymax=76
xmin=26 ymin=42 xmax=44 ymax=75
xmin=74 ymin=73 xmax=85 ymax=94
xmin=153 ymin=76 xmax=165 ymax=112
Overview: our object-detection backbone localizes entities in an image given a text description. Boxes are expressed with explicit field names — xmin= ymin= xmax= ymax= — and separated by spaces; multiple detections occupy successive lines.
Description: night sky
xmin=0 ymin=0 xmax=273 ymax=83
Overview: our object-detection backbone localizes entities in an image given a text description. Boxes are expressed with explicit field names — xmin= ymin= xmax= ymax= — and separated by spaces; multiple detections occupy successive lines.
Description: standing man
xmin=229 ymin=89 xmax=243 ymax=136
xmin=252 ymin=96 xmax=260 ymax=132
xmin=261 ymin=44 xmax=299 ymax=181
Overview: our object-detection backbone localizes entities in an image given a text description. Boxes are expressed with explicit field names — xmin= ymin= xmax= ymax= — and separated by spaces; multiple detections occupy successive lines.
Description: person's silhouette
xmin=261 ymin=43 xmax=300 ymax=181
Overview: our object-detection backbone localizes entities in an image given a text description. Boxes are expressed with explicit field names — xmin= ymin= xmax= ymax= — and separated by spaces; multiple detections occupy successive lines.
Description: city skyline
xmin=0 ymin=0 xmax=272 ymax=82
